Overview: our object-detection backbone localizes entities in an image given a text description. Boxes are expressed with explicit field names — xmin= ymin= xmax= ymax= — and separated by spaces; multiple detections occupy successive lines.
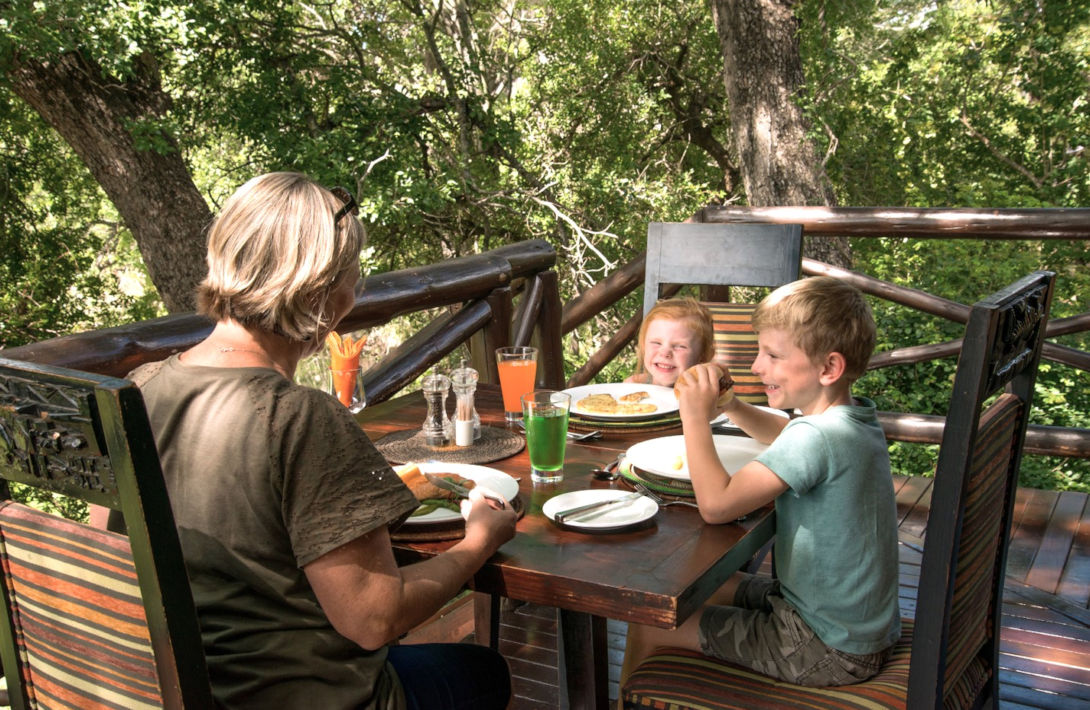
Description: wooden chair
xmin=0 ymin=358 xmax=213 ymax=709
xmin=644 ymin=222 xmax=803 ymax=404
xmin=621 ymin=270 xmax=1056 ymax=710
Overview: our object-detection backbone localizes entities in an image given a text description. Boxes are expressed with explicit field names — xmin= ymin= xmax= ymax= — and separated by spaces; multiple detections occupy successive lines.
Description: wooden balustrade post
xmin=537 ymin=271 xmax=564 ymax=390
xmin=483 ymin=287 xmax=512 ymax=385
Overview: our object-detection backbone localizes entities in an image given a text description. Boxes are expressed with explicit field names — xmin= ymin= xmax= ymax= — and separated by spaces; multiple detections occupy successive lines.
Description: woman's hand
xmin=461 ymin=488 xmax=517 ymax=552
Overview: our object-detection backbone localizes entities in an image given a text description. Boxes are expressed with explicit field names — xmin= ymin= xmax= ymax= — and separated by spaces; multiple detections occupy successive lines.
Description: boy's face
xmin=751 ymin=327 xmax=826 ymax=414
xmin=643 ymin=318 xmax=701 ymax=387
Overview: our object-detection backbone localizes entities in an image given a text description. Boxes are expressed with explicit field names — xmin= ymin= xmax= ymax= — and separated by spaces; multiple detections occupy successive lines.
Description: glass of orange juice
xmin=496 ymin=346 xmax=538 ymax=421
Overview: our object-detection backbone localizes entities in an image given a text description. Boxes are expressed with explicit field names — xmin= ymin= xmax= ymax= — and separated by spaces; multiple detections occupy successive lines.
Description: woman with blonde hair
xmin=125 ymin=172 xmax=516 ymax=709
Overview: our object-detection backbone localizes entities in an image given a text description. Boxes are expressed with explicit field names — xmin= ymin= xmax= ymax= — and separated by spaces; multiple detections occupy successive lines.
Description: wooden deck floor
xmin=420 ymin=474 xmax=1090 ymax=709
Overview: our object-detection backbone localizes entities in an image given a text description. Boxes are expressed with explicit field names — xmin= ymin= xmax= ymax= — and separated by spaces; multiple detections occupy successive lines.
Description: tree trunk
xmin=7 ymin=51 xmax=210 ymax=312
xmin=710 ymin=0 xmax=850 ymax=267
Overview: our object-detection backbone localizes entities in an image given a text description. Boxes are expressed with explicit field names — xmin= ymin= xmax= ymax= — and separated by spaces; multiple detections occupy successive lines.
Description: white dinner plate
xmin=625 ymin=435 xmax=769 ymax=481
xmin=543 ymin=489 xmax=658 ymax=533
xmin=710 ymin=406 xmax=791 ymax=431
xmin=403 ymin=463 xmax=519 ymax=524
xmin=563 ymin=383 xmax=679 ymax=421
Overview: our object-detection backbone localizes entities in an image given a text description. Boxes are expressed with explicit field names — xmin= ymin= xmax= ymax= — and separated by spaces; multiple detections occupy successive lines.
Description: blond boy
xmin=622 ymin=277 xmax=900 ymax=688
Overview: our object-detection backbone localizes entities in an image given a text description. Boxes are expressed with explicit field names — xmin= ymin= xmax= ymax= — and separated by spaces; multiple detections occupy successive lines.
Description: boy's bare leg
xmin=618 ymin=573 xmax=745 ymax=702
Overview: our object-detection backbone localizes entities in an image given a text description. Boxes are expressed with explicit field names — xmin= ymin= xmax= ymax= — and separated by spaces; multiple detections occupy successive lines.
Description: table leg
xmin=557 ymin=609 xmax=608 ymax=710
xmin=473 ymin=593 xmax=500 ymax=649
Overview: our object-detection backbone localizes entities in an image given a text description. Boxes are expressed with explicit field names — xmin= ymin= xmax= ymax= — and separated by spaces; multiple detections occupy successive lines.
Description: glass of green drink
xmin=521 ymin=390 xmax=571 ymax=484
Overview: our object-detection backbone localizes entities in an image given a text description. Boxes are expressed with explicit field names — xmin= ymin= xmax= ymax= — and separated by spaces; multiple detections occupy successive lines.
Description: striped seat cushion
xmin=0 ymin=501 xmax=164 ymax=709
xmin=703 ymin=303 xmax=767 ymax=406
xmin=623 ymin=619 xmax=915 ymax=710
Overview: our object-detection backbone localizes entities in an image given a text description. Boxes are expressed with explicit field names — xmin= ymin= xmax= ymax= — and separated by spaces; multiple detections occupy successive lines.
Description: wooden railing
xmin=1 ymin=240 xmax=564 ymax=403
xmin=562 ymin=207 xmax=1090 ymax=459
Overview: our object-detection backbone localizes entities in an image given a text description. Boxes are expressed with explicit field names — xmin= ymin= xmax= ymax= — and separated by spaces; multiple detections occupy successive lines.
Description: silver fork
xmin=632 ymin=482 xmax=700 ymax=509
xmin=516 ymin=420 xmax=600 ymax=441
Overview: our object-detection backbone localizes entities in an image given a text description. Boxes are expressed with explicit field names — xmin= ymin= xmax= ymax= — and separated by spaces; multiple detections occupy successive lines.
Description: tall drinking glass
xmin=496 ymin=346 xmax=538 ymax=422
xmin=521 ymin=390 xmax=570 ymax=484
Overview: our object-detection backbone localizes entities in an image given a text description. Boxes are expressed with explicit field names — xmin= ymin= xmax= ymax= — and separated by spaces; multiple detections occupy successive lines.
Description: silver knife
xmin=554 ymin=492 xmax=644 ymax=523
xmin=423 ymin=472 xmax=508 ymax=509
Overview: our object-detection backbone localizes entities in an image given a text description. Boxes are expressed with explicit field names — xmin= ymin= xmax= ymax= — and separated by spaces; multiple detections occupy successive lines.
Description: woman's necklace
xmin=217 ymin=346 xmax=267 ymax=356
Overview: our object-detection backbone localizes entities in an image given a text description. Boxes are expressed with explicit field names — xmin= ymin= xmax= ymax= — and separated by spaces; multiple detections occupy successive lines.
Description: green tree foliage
xmin=797 ymin=1 xmax=1090 ymax=490
xmin=1 ymin=0 xmax=1087 ymax=491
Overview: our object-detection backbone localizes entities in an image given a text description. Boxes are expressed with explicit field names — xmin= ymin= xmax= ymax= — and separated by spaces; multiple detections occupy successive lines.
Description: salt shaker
xmin=421 ymin=373 xmax=452 ymax=446
xmin=450 ymin=360 xmax=481 ymax=446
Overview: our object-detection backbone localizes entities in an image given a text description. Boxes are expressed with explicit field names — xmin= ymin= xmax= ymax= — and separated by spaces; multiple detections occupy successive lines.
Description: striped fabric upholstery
xmin=941 ymin=394 xmax=1019 ymax=702
xmin=0 ymin=501 xmax=164 ymax=709
xmin=704 ymin=303 xmax=766 ymax=406
xmin=624 ymin=620 xmax=915 ymax=710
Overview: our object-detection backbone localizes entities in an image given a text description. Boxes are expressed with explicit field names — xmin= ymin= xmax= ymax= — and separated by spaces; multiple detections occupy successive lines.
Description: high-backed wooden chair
xmin=644 ymin=222 xmax=803 ymax=404
xmin=622 ymin=270 xmax=1055 ymax=710
xmin=0 ymin=358 xmax=213 ymax=709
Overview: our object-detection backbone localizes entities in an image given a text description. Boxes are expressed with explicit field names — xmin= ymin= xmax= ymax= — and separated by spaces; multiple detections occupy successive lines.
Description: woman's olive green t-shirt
xmin=130 ymin=355 xmax=419 ymax=709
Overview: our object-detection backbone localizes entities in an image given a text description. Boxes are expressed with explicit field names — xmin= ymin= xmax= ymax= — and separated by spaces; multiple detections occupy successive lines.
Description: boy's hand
xmin=675 ymin=363 xmax=731 ymax=421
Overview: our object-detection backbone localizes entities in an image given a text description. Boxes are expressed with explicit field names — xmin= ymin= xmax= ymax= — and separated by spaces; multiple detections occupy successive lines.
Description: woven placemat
xmin=391 ymin=495 xmax=525 ymax=542
xmin=619 ymin=463 xmax=695 ymax=499
xmin=376 ymin=425 xmax=524 ymax=465
xmin=568 ymin=414 xmax=682 ymax=436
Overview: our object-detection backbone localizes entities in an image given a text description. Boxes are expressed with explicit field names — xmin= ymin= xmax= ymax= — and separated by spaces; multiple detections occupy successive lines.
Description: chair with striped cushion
xmin=622 ymin=270 xmax=1055 ymax=710
xmin=0 ymin=358 xmax=213 ymax=709
xmin=644 ymin=222 xmax=803 ymax=406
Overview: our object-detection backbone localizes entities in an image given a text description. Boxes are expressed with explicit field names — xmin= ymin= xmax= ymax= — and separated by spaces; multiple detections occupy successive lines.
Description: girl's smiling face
xmin=642 ymin=318 xmax=701 ymax=387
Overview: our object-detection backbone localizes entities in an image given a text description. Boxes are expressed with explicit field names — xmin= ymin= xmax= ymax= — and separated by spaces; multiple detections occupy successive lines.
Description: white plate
xmin=543 ymin=489 xmax=658 ymax=532
xmin=403 ymin=463 xmax=519 ymax=524
xmin=710 ymin=406 xmax=791 ymax=431
xmin=563 ymin=383 xmax=679 ymax=421
xmin=625 ymin=435 xmax=769 ymax=481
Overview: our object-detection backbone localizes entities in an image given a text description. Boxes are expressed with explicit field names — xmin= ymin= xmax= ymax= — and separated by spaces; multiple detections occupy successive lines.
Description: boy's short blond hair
xmin=635 ymin=298 xmax=716 ymax=375
xmin=197 ymin=172 xmax=365 ymax=342
xmin=752 ymin=277 xmax=876 ymax=381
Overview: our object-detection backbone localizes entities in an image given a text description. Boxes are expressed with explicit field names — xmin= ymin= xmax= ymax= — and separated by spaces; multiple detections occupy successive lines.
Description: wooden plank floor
xmin=440 ymin=475 xmax=1090 ymax=709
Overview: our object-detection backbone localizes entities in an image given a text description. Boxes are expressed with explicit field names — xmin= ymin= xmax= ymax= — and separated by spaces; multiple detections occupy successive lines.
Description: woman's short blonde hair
xmin=197 ymin=172 xmax=365 ymax=342
xmin=752 ymin=277 xmax=876 ymax=381
xmin=635 ymin=298 xmax=716 ymax=377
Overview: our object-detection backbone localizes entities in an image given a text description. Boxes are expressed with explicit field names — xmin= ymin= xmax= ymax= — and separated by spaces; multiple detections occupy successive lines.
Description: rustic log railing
xmin=1 ymin=240 xmax=563 ymax=404
xmin=563 ymin=207 xmax=1090 ymax=459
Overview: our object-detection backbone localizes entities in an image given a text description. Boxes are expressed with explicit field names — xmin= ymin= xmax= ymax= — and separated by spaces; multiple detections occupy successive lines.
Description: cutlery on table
xmin=553 ymin=491 xmax=647 ymax=523
xmin=631 ymin=482 xmax=700 ymax=509
xmin=517 ymin=419 xmax=601 ymax=441
xmin=423 ymin=472 xmax=509 ymax=509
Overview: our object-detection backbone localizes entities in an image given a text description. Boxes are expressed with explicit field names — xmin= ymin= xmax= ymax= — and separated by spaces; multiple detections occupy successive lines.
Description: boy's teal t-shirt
xmin=756 ymin=397 xmax=902 ymax=655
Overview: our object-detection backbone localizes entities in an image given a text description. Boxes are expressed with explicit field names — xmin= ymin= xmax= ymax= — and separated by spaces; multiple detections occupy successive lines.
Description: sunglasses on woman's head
xmin=330 ymin=186 xmax=359 ymax=224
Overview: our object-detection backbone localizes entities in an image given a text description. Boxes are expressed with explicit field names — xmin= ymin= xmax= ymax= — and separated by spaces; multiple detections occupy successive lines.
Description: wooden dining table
xmin=357 ymin=384 xmax=775 ymax=710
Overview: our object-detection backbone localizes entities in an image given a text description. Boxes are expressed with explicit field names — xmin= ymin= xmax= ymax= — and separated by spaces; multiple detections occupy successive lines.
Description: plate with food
xmin=710 ymin=406 xmax=791 ymax=432
xmin=563 ymin=383 xmax=678 ymax=421
xmin=625 ymin=435 xmax=769 ymax=481
xmin=396 ymin=462 xmax=519 ymax=524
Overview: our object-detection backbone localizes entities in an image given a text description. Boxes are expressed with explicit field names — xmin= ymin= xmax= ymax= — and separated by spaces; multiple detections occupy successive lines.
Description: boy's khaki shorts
xmin=698 ymin=574 xmax=891 ymax=687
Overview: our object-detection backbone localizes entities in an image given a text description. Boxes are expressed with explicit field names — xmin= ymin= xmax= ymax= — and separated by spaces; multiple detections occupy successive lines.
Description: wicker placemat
xmin=376 ymin=425 xmax=524 ymax=465
xmin=391 ymin=494 xmax=525 ymax=542
xmin=568 ymin=414 xmax=682 ymax=436
xmin=619 ymin=463 xmax=695 ymax=499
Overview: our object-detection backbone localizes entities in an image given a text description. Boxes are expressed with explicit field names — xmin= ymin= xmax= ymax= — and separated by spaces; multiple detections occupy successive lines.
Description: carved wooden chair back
xmin=621 ymin=270 xmax=1055 ymax=710
xmin=644 ymin=222 xmax=802 ymax=405
xmin=0 ymin=358 xmax=213 ymax=709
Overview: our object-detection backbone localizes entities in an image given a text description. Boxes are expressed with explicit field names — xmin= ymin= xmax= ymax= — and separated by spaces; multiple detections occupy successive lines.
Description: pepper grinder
xmin=450 ymin=360 xmax=481 ymax=446
xmin=421 ymin=373 xmax=452 ymax=446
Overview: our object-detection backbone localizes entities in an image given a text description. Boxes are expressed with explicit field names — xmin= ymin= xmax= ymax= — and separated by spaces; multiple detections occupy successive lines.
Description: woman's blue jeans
xmin=386 ymin=642 xmax=511 ymax=710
